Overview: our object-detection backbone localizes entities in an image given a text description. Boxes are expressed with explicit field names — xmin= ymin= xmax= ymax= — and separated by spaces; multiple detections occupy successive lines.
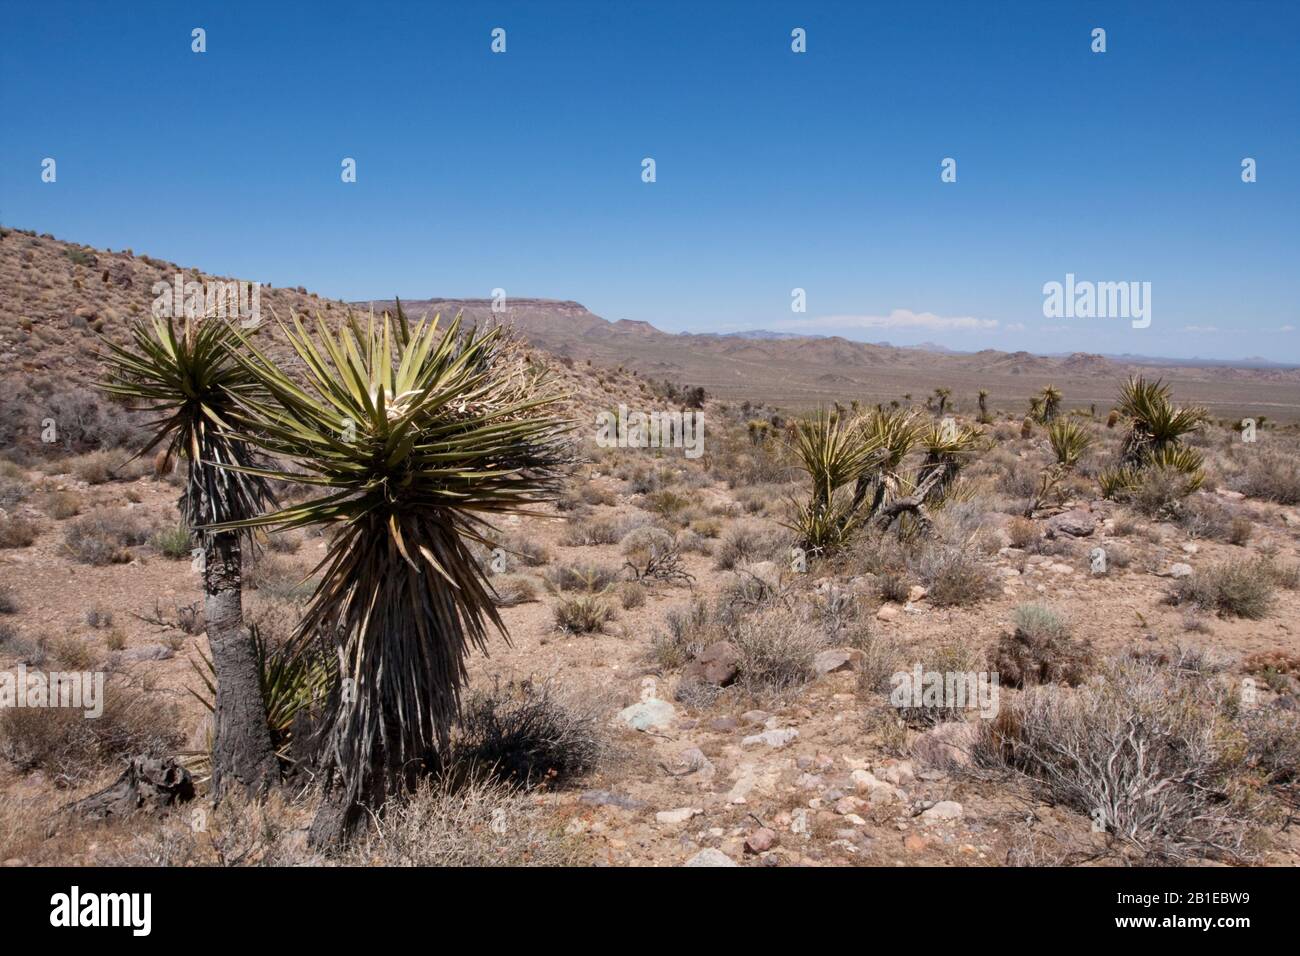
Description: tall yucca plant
xmin=213 ymin=309 xmax=571 ymax=842
xmin=786 ymin=408 xmax=879 ymax=553
xmin=1025 ymin=419 xmax=1094 ymax=516
xmin=98 ymin=315 xmax=279 ymax=796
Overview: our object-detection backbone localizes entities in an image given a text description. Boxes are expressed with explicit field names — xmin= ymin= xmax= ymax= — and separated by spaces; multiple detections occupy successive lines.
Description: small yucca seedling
xmin=1026 ymin=419 xmax=1094 ymax=516
xmin=213 ymin=307 xmax=571 ymax=843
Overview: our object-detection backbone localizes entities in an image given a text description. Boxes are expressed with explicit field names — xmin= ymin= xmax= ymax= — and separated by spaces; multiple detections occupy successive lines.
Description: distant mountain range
xmin=356 ymin=297 xmax=1300 ymax=418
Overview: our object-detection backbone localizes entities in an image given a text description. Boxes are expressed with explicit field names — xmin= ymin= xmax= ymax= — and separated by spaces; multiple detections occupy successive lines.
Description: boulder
xmin=683 ymin=641 xmax=741 ymax=686
xmin=1045 ymin=509 xmax=1096 ymax=538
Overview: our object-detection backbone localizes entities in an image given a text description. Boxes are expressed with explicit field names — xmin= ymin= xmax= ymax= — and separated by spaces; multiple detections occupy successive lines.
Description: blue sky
xmin=2 ymin=0 xmax=1297 ymax=361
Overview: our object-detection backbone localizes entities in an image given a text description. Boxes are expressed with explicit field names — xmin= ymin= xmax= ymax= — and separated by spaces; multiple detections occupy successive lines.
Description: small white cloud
xmin=1003 ymin=322 xmax=1026 ymax=332
xmin=1180 ymin=325 xmax=1219 ymax=333
xmin=1278 ymin=324 xmax=1295 ymax=333
xmin=777 ymin=308 xmax=998 ymax=332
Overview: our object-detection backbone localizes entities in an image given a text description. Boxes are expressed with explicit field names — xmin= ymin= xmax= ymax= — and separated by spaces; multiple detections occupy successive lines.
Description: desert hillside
xmin=1 ymin=231 xmax=1298 ymax=869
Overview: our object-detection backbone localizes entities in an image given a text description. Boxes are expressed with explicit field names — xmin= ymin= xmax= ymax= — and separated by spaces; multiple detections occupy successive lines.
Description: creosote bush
xmin=1171 ymin=558 xmax=1275 ymax=619
xmin=993 ymin=604 xmax=1092 ymax=688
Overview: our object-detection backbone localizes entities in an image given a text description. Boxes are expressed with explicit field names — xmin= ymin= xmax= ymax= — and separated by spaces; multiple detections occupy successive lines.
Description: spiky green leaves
xmin=96 ymin=315 xmax=273 ymax=534
xmin=214 ymin=309 xmax=571 ymax=807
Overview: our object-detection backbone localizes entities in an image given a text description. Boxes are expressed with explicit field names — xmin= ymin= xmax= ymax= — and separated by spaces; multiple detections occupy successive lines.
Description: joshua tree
xmin=215 ymin=309 xmax=570 ymax=843
xmin=1040 ymin=384 xmax=1062 ymax=421
xmin=976 ymin=389 xmax=991 ymax=424
xmin=1027 ymin=395 xmax=1045 ymax=422
xmin=933 ymin=387 xmax=951 ymax=415
xmin=98 ymin=316 xmax=279 ymax=796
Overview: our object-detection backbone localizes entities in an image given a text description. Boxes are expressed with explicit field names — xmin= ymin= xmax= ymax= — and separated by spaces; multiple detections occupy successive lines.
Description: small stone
xmin=834 ymin=795 xmax=867 ymax=815
xmin=876 ymin=604 xmax=901 ymax=622
xmin=656 ymin=807 xmax=702 ymax=825
xmin=921 ymin=800 xmax=964 ymax=823
xmin=742 ymin=728 xmax=799 ymax=749
xmin=790 ymin=809 xmax=810 ymax=836
xmin=684 ymin=848 xmax=737 ymax=867
xmin=907 ymin=585 xmax=928 ymax=603
xmin=745 ymin=828 xmax=777 ymax=853
xmin=1168 ymin=563 xmax=1194 ymax=579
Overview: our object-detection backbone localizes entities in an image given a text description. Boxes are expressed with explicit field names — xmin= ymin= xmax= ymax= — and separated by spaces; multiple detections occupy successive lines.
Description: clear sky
xmin=2 ymin=1 xmax=1297 ymax=361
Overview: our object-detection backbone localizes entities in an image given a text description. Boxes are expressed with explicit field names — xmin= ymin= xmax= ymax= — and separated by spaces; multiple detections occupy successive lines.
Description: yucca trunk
xmin=203 ymin=522 xmax=279 ymax=797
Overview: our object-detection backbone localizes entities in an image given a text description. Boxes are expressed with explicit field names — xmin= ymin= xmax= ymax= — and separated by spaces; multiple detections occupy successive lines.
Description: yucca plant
xmin=1115 ymin=376 xmax=1208 ymax=466
xmin=1040 ymin=384 xmax=1062 ymax=422
xmin=98 ymin=315 xmax=279 ymax=796
xmin=212 ymin=308 xmax=571 ymax=843
xmin=876 ymin=419 xmax=983 ymax=535
xmin=1025 ymin=419 xmax=1094 ymax=516
xmin=976 ymin=388 xmax=992 ymax=424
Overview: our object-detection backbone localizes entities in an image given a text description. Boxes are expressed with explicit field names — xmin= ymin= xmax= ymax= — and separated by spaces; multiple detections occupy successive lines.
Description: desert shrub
xmin=67 ymin=450 xmax=122 ymax=485
xmin=553 ymin=594 xmax=613 ymax=634
xmin=559 ymin=513 xmax=647 ymax=546
xmin=621 ymin=525 xmax=693 ymax=584
xmin=449 ymin=678 xmax=604 ymax=788
xmin=1173 ymin=495 xmax=1234 ymax=541
xmin=542 ymin=561 xmax=620 ymax=593
xmin=643 ymin=488 xmax=691 ymax=520
xmin=1172 ymin=558 xmax=1275 ymax=619
xmin=490 ymin=574 xmax=537 ymax=607
xmin=993 ymin=604 xmax=1092 ymax=688
xmin=732 ymin=607 xmax=830 ymax=696
xmin=651 ymin=600 xmax=713 ymax=671
xmin=0 ymin=586 xmax=16 ymax=615
xmin=713 ymin=522 xmax=787 ymax=571
xmin=499 ymin=535 xmax=550 ymax=568
xmin=0 ymin=683 xmax=182 ymax=786
xmin=579 ymin=483 xmax=617 ymax=506
xmin=1239 ymin=707 xmax=1300 ymax=805
xmin=1006 ymin=516 xmax=1040 ymax=550
xmin=689 ymin=516 xmax=723 ymax=538
xmin=50 ymin=634 xmax=96 ymax=670
xmin=912 ymin=544 xmax=997 ymax=607
xmin=263 ymin=530 xmax=302 ymax=554
xmin=150 ymin=522 xmax=193 ymax=559
xmin=0 ymin=476 xmax=30 ymax=508
xmin=245 ymin=554 xmax=313 ymax=599
xmin=0 ymin=621 xmax=17 ymax=647
xmin=0 ymin=516 xmax=38 ymax=549
xmin=1230 ymin=451 xmax=1300 ymax=504
xmin=892 ymin=641 xmax=987 ymax=727
xmin=62 ymin=509 xmax=148 ymax=564
xmin=1126 ymin=465 xmax=1203 ymax=518
xmin=44 ymin=490 xmax=82 ymax=519
xmin=105 ymin=628 xmax=128 ymax=651
xmin=617 ymin=581 xmax=646 ymax=609
xmin=346 ymin=776 xmax=586 ymax=866
xmin=877 ymin=571 xmax=911 ymax=604
xmin=979 ymin=658 xmax=1255 ymax=863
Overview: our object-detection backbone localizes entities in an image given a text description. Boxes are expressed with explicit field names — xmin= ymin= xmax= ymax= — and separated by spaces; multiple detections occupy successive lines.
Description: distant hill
xmin=358 ymin=297 xmax=1300 ymax=420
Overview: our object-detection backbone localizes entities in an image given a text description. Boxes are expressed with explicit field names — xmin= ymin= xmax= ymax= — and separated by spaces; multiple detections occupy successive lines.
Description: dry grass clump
xmin=1005 ymin=515 xmax=1040 ymax=550
xmin=1171 ymin=558 xmax=1275 ymax=619
xmin=979 ymin=658 xmax=1258 ymax=863
xmin=0 ymin=475 xmax=30 ymax=508
xmin=553 ymin=594 xmax=614 ymax=633
xmin=617 ymin=581 xmax=646 ymax=609
xmin=346 ymin=776 xmax=588 ymax=866
xmin=150 ymin=522 xmax=193 ymax=559
xmin=712 ymin=521 xmax=788 ymax=571
xmin=650 ymin=600 xmax=713 ymax=671
xmin=61 ymin=509 xmax=148 ymax=564
xmin=44 ymin=490 xmax=82 ymax=519
xmin=892 ymin=641 xmax=986 ymax=727
xmin=0 ymin=585 xmax=17 ymax=615
xmin=993 ymin=604 xmax=1092 ymax=688
xmin=490 ymin=574 xmax=537 ymax=607
xmin=731 ymin=606 xmax=832 ymax=696
xmin=0 ymin=683 xmax=182 ymax=786
xmin=911 ymin=544 xmax=997 ymax=607
xmin=245 ymin=554 xmax=313 ymax=599
xmin=448 ymin=678 xmax=605 ymax=789
xmin=542 ymin=560 xmax=621 ymax=593
xmin=559 ymin=512 xmax=647 ymax=546
xmin=1229 ymin=449 xmax=1300 ymax=504
xmin=0 ymin=515 xmax=38 ymax=549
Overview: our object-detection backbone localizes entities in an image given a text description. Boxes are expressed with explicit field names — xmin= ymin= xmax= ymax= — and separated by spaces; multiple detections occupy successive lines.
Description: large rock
xmin=617 ymin=698 xmax=677 ymax=732
xmin=683 ymin=641 xmax=741 ymax=686
xmin=921 ymin=800 xmax=964 ymax=824
xmin=912 ymin=721 xmax=980 ymax=769
xmin=1045 ymin=509 xmax=1095 ymax=538
xmin=813 ymin=648 xmax=859 ymax=675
